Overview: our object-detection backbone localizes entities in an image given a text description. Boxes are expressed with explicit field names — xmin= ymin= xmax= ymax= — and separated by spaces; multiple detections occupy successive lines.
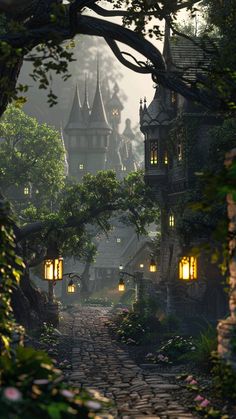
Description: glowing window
xmin=169 ymin=213 xmax=175 ymax=228
xmin=177 ymin=143 xmax=183 ymax=162
xmin=112 ymin=108 xmax=119 ymax=116
xmin=24 ymin=187 xmax=29 ymax=195
xmin=79 ymin=164 xmax=84 ymax=170
xmin=150 ymin=141 xmax=158 ymax=165
xmin=116 ymin=238 xmax=121 ymax=243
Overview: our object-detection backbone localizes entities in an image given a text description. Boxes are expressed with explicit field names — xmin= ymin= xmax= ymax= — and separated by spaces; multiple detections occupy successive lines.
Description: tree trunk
xmin=0 ymin=57 xmax=23 ymax=117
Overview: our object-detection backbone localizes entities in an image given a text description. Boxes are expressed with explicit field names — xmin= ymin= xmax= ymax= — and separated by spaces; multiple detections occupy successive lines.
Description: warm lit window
xmin=169 ymin=213 xmax=175 ymax=228
xmin=150 ymin=141 xmax=158 ymax=165
xmin=164 ymin=151 xmax=168 ymax=165
xmin=112 ymin=108 xmax=119 ymax=116
xmin=79 ymin=164 xmax=84 ymax=170
xmin=116 ymin=238 xmax=121 ymax=243
xmin=24 ymin=187 xmax=29 ymax=195
xmin=177 ymin=143 xmax=183 ymax=162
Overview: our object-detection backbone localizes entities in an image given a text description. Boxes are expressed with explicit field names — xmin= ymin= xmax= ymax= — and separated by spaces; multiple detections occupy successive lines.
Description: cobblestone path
xmin=68 ymin=306 xmax=196 ymax=419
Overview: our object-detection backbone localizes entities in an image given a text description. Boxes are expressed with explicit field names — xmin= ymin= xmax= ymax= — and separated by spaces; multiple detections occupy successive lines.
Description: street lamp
xmin=117 ymin=270 xmax=144 ymax=313
xmin=139 ymin=263 xmax=144 ymax=269
xmin=119 ymin=264 xmax=124 ymax=270
xmin=178 ymin=256 xmax=197 ymax=281
xmin=149 ymin=258 xmax=157 ymax=272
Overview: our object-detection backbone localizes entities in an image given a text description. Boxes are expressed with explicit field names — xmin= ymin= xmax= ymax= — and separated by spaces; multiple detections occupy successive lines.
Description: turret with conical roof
xmin=106 ymin=82 xmax=124 ymax=130
xmin=64 ymin=85 xmax=85 ymax=133
xmin=81 ymin=75 xmax=90 ymax=125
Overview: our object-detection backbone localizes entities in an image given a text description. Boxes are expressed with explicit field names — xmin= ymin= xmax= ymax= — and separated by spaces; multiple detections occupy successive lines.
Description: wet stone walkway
xmin=68 ymin=306 xmax=196 ymax=419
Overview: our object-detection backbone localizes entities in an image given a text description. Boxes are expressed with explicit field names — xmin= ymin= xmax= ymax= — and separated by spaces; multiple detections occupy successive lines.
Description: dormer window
xmin=24 ymin=186 xmax=30 ymax=195
xmin=169 ymin=213 xmax=175 ymax=228
xmin=112 ymin=108 xmax=119 ymax=116
xmin=150 ymin=141 xmax=158 ymax=166
xmin=177 ymin=143 xmax=183 ymax=162
xmin=116 ymin=238 xmax=121 ymax=243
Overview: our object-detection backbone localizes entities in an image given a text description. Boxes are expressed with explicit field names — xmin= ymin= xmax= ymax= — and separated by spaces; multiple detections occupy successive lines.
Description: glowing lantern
xmin=179 ymin=256 xmax=197 ymax=281
xmin=139 ymin=263 xmax=144 ymax=269
xmin=43 ymin=244 xmax=63 ymax=281
xmin=149 ymin=258 xmax=157 ymax=273
xmin=67 ymin=279 xmax=76 ymax=293
xmin=118 ymin=277 xmax=125 ymax=292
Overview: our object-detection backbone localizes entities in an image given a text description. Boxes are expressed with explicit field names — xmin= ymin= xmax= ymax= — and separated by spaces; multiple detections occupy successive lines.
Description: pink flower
xmin=200 ymin=399 xmax=210 ymax=408
xmin=60 ymin=389 xmax=74 ymax=399
xmin=85 ymin=401 xmax=101 ymax=410
xmin=194 ymin=395 xmax=204 ymax=402
xmin=3 ymin=387 xmax=22 ymax=402
xmin=185 ymin=375 xmax=193 ymax=382
xmin=190 ymin=379 xmax=198 ymax=385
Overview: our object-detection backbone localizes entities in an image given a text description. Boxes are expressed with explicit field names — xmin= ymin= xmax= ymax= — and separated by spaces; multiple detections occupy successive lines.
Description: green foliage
xmin=83 ymin=297 xmax=113 ymax=307
xmin=114 ymin=309 xmax=161 ymax=345
xmin=0 ymin=346 xmax=109 ymax=418
xmin=0 ymin=105 xmax=65 ymax=208
xmin=0 ymin=199 xmax=25 ymax=354
xmin=212 ymin=352 xmax=236 ymax=401
xmin=156 ymin=336 xmax=195 ymax=364
xmin=182 ymin=326 xmax=217 ymax=371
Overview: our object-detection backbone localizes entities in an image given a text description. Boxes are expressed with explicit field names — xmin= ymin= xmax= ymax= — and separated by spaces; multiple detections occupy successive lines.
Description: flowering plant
xmin=0 ymin=346 xmax=111 ymax=419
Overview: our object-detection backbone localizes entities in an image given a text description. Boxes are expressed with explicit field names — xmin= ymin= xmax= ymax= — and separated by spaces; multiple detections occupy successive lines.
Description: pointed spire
xmin=82 ymin=74 xmax=90 ymax=124
xmin=89 ymin=57 xmax=111 ymax=132
xmin=163 ymin=20 xmax=172 ymax=67
xmin=65 ymin=84 xmax=85 ymax=131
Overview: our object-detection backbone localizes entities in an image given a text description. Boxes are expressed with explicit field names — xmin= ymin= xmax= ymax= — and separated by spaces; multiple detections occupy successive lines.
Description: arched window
xmin=150 ymin=141 xmax=158 ymax=166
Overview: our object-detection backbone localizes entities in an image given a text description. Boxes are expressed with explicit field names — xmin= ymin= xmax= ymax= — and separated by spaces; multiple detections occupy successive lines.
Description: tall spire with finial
xmin=89 ymin=55 xmax=111 ymax=131
xmin=82 ymin=73 xmax=90 ymax=123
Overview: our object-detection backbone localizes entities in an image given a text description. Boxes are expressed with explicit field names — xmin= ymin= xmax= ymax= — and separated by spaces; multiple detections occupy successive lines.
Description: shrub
xmin=181 ymin=326 xmax=217 ymax=371
xmin=115 ymin=310 xmax=161 ymax=345
xmin=156 ymin=335 xmax=195 ymax=364
xmin=0 ymin=346 xmax=110 ymax=418
xmin=212 ymin=352 xmax=236 ymax=401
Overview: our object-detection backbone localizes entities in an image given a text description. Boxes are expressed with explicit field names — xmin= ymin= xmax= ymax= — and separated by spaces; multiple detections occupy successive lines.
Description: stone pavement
xmin=68 ymin=306 xmax=196 ymax=419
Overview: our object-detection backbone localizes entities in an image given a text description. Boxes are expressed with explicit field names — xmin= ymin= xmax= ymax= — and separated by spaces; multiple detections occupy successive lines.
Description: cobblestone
xmin=68 ymin=306 xmax=197 ymax=418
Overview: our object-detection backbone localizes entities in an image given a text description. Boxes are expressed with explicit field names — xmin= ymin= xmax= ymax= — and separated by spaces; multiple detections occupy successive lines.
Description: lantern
xmin=67 ymin=279 xmax=76 ymax=294
xmin=119 ymin=264 xmax=123 ymax=271
xmin=118 ymin=277 xmax=125 ymax=292
xmin=139 ymin=263 xmax=144 ymax=269
xmin=43 ymin=244 xmax=63 ymax=281
xmin=179 ymin=256 xmax=197 ymax=281
xmin=149 ymin=258 xmax=157 ymax=273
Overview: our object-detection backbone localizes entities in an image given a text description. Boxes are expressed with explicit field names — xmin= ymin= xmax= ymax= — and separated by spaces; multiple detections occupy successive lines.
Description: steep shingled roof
xmin=64 ymin=85 xmax=85 ymax=131
xmin=89 ymin=64 xmax=111 ymax=131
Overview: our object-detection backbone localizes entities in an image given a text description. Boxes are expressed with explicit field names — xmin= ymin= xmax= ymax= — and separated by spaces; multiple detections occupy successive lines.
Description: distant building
xmin=140 ymin=27 xmax=227 ymax=322
xmin=63 ymin=65 xmax=150 ymax=292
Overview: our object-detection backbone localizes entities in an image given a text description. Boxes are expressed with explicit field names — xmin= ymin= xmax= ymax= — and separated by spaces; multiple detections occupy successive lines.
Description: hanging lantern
xmin=179 ymin=256 xmax=197 ymax=281
xmin=67 ymin=279 xmax=76 ymax=294
xmin=43 ymin=244 xmax=63 ymax=281
xmin=119 ymin=264 xmax=124 ymax=271
xmin=149 ymin=258 xmax=157 ymax=272
xmin=118 ymin=277 xmax=125 ymax=292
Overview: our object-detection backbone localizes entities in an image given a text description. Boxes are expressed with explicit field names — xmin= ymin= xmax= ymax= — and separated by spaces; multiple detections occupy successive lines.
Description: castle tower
xmin=106 ymin=82 xmax=124 ymax=131
xmin=64 ymin=65 xmax=112 ymax=181
xmin=64 ymin=85 xmax=86 ymax=179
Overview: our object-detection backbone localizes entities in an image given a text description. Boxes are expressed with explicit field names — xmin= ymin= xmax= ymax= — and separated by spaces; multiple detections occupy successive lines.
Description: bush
xmin=212 ymin=352 xmax=236 ymax=401
xmin=181 ymin=326 xmax=217 ymax=371
xmin=145 ymin=336 xmax=195 ymax=364
xmin=0 ymin=346 xmax=110 ymax=418
xmin=115 ymin=310 xmax=161 ymax=345
xmin=83 ymin=297 xmax=113 ymax=307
